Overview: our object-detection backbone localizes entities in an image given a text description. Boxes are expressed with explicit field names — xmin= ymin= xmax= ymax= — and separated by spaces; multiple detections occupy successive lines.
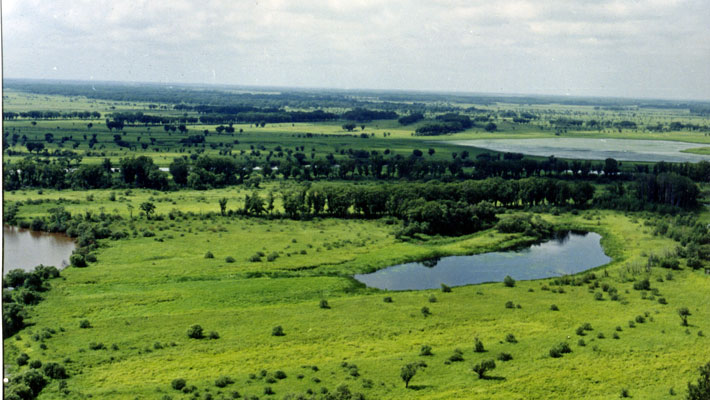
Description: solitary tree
xmin=219 ymin=198 xmax=228 ymax=216
xmin=140 ymin=201 xmax=156 ymax=220
xmin=678 ymin=307 xmax=691 ymax=326
xmin=472 ymin=359 xmax=496 ymax=379
xmin=342 ymin=123 xmax=356 ymax=132
xmin=400 ymin=362 xmax=426 ymax=388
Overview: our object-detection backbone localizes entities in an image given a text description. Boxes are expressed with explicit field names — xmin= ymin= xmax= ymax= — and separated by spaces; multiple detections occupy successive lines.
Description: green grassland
xmin=4 ymin=195 xmax=709 ymax=399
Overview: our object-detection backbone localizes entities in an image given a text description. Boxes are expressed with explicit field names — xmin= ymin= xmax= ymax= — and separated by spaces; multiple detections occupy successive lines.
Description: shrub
xmin=29 ymin=360 xmax=42 ymax=369
xmin=215 ymin=376 xmax=234 ymax=388
xmin=428 ymin=295 xmax=437 ymax=303
xmin=225 ymin=256 xmax=235 ymax=263
xmin=597 ymin=332 xmax=605 ymax=339
xmin=208 ymin=331 xmax=220 ymax=339
xmin=264 ymin=386 xmax=275 ymax=395
xmin=266 ymin=252 xmax=279 ymax=262
xmin=383 ymin=296 xmax=393 ymax=303
xmin=16 ymin=353 xmax=29 ymax=366
xmin=635 ymin=315 xmax=645 ymax=323
xmin=629 ymin=320 xmax=636 ymax=328
xmin=171 ymin=379 xmax=186 ymax=390
xmin=474 ymin=338 xmax=485 ymax=353
xmin=497 ymin=352 xmax=513 ymax=361
xmin=549 ymin=342 xmax=571 ymax=358
xmin=633 ymin=279 xmax=651 ymax=291
xmin=274 ymin=370 xmax=287 ymax=379
xmin=43 ymin=362 xmax=68 ymax=379
xmin=249 ymin=254 xmax=262 ymax=262
xmin=472 ymin=359 xmax=496 ymax=379
xmin=70 ymin=253 xmax=87 ymax=268
xmin=441 ymin=284 xmax=452 ymax=293
xmin=505 ymin=301 xmax=515 ymax=309
xmin=505 ymin=333 xmax=518 ymax=344
xmin=204 ymin=251 xmax=214 ymax=259
xmin=550 ymin=304 xmax=559 ymax=311
xmin=594 ymin=292 xmax=604 ymax=301
xmin=613 ymin=333 xmax=620 ymax=339
xmin=420 ymin=345 xmax=433 ymax=356
xmin=448 ymin=349 xmax=464 ymax=362
xmin=88 ymin=342 xmax=105 ymax=350
xmin=319 ymin=299 xmax=330 ymax=309
xmin=272 ymin=325 xmax=285 ymax=336
xmin=187 ymin=324 xmax=204 ymax=339
xmin=421 ymin=306 xmax=431 ymax=317
xmin=658 ymin=297 xmax=668 ymax=305
xmin=578 ymin=339 xmax=586 ymax=347
xmin=576 ymin=326 xmax=586 ymax=336
xmin=503 ymin=275 xmax=515 ymax=287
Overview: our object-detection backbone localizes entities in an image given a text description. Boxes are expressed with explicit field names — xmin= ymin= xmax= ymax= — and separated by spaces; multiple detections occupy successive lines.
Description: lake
xmin=3 ymin=225 xmax=76 ymax=274
xmin=354 ymin=232 xmax=611 ymax=290
xmin=447 ymin=138 xmax=710 ymax=163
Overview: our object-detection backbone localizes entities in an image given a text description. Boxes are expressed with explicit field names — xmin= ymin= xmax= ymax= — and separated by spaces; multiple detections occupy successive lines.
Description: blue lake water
xmin=354 ymin=232 xmax=611 ymax=290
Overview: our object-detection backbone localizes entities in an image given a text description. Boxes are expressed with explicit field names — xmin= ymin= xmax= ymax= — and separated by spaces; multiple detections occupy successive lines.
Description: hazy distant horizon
xmin=5 ymin=77 xmax=709 ymax=104
xmin=3 ymin=0 xmax=709 ymax=101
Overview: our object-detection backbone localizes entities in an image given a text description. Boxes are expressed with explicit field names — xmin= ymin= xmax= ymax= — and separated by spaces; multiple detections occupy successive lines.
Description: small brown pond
xmin=3 ymin=225 xmax=76 ymax=274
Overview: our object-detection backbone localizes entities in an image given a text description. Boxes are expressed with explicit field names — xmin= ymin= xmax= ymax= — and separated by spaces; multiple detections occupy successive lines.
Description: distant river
xmin=3 ymin=225 xmax=76 ymax=274
xmin=447 ymin=138 xmax=710 ymax=163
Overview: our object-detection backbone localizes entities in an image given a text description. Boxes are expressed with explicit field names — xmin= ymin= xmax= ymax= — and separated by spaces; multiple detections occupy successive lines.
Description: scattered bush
xmin=43 ymin=362 xmax=68 ymax=379
xmin=171 ymin=379 xmax=186 ymax=390
xmin=429 ymin=295 xmax=437 ymax=303
xmin=420 ymin=345 xmax=433 ymax=356
xmin=208 ymin=331 xmax=220 ymax=339
xmin=274 ymin=370 xmax=287 ymax=380
xmin=16 ymin=353 xmax=29 ymax=366
xmin=272 ymin=326 xmax=285 ymax=336
xmin=472 ymin=359 xmax=496 ymax=379
xmin=88 ymin=342 xmax=105 ymax=350
xmin=204 ymin=251 xmax=214 ymax=259
xmin=29 ymin=360 xmax=42 ymax=369
xmin=383 ymin=296 xmax=393 ymax=303
xmin=215 ymin=376 xmax=234 ymax=388
xmin=79 ymin=319 xmax=91 ymax=329
xmin=550 ymin=304 xmax=559 ymax=311
xmin=319 ymin=299 xmax=330 ymax=309
xmin=187 ymin=324 xmax=204 ymax=339
xmin=266 ymin=252 xmax=279 ymax=262
xmin=505 ymin=301 xmax=515 ymax=309
xmin=497 ymin=352 xmax=513 ymax=361
xmin=549 ymin=342 xmax=571 ymax=358
xmin=441 ymin=284 xmax=452 ymax=293
xmin=448 ymin=349 xmax=464 ymax=362
xmin=474 ymin=338 xmax=485 ymax=353
xmin=225 ymin=256 xmax=235 ymax=263
xmin=421 ymin=306 xmax=431 ymax=317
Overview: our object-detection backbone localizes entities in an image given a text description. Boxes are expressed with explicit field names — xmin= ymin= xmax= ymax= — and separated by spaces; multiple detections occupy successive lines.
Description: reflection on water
xmin=354 ymin=232 xmax=611 ymax=291
xmin=3 ymin=225 xmax=76 ymax=274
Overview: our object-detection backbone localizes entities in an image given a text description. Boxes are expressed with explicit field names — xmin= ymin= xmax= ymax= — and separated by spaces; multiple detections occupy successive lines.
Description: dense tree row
xmin=3 ymin=111 xmax=101 ymax=120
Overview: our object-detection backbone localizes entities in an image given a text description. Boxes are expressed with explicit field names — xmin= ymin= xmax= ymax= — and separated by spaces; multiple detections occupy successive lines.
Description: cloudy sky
xmin=3 ymin=0 xmax=709 ymax=100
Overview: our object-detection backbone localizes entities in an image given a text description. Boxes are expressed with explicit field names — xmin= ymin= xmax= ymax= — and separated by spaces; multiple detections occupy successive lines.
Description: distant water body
xmin=354 ymin=232 xmax=611 ymax=291
xmin=3 ymin=225 xmax=76 ymax=274
xmin=448 ymin=138 xmax=710 ymax=163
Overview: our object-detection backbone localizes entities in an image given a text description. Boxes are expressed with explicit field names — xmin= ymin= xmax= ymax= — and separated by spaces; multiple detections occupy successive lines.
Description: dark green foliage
xmin=79 ymin=319 xmax=91 ymax=329
xmin=215 ymin=376 xmax=234 ymax=388
xmin=272 ymin=325 xmax=285 ymax=336
xmin=420 ymin=345 xmax=433 ymax=356
xmin=633 ymin=279 xmax=651 ymax=290
xmin=448 ymin=349 xmax=464 ymax=362
xmin=70 ymin=253 xmax=87 ymax=268
xmin=505 ymin=333 xmax=518 ymax=344
xmin=474 ymin=338 xmax=485 ymax=353
xmin=383 ymin=296 xmax=393 ymax=303
xmin=88 ymin=342 xmax=105 ymax=350
xmin=319 ymin=299 xmax=330 ymax=309
xmin=43 ymin=362 xmax=68 ymax=379
xmin=550 ymin=304 xmax=559 ymax=311
xmin=678 ymin=307 xmax=691 ymax=326
xmin=171 ymin=378 xmax=186 ymax=390
xmin=400 ymin=362 xmax=426 ymax=388
xmin=29 ymin=360 xmax=42 ymax=369
xmin=16 ymin=353 xmax=30 ymax=366
xmin=497 ymin=352 xmax=513 ymax=361
xmin=549 ymin=342 xmax=572 ymax=358
xmin=225 ymin=256 xmax=235 ymax=263
xmin=187 ymin=324 xmax=204 ymax=339
xmin=274 ymin=370 xmax=287 ymax=379
xmin=472 ymin=359 xmax=496 ymax=379
xmin=429 ymin=295 xmax=437 ymax=303
xmin=3 ymin=303 xmax=26 ymax=338
xmin=208 ymin=331 xmax=220 ymax=339
xmin=686 ymin=362 xmax=710 ymax=400
xmin=421 ymin=306 xmax=431 ymax=317
xmin=441 ymin=283 xmax=452 ymax=293
xmin=505 ymin=300 xmax=515 ymax=309
xmin=264 ymin=385 xmax=275 ymax=395
xmin=503 ymin=275 xmax=515 ymax=288
xmin=204 ymin=251 xmax=214 ymax=259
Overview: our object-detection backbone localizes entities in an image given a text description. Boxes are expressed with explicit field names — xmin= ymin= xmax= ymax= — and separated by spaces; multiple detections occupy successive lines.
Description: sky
xmin=2 ymin=0 xmax=710 ymax=100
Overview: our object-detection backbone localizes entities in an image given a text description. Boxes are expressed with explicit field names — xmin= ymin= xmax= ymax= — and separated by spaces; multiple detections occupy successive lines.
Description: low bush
xmin=187 ymin=324 xmax=204 ymax=339
xmin=215 ymin=376 xmax=234 ymax=388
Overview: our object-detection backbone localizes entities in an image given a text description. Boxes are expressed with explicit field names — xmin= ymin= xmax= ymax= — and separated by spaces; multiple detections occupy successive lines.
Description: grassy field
xmin=4 ymin=194 xmax=709 ymax=399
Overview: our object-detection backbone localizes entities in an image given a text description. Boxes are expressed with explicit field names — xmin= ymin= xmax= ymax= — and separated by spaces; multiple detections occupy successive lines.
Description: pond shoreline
xmin=3 ymin=225 xmax=76 ymax=274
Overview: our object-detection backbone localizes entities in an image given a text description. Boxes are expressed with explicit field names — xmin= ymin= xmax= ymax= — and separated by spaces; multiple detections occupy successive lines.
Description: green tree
xmin=219 ymin=198 xmax=228 ymax=216
xmin=140 ymin=202 xmax=156 ymax=219
xmin=678 ymin=307 xmax=691 ymax=326
xmin=472 ymin=359 xmax=496 ymax=379
xmin=400 ymin=362 xmax=426 ymax=388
